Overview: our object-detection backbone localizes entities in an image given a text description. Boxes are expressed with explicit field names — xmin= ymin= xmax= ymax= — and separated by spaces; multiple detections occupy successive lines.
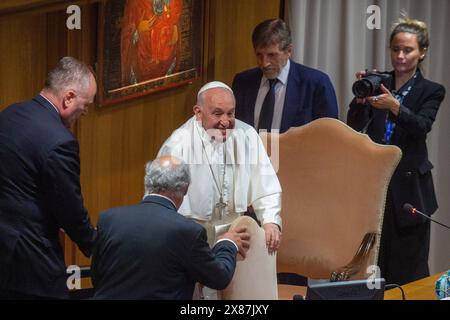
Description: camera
xmin=352 ymin=71 xmax=392 ymax=98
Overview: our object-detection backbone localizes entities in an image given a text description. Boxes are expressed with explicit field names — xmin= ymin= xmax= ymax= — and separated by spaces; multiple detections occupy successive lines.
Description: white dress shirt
xmin=254 ymin=59 xmax=290 ymax=131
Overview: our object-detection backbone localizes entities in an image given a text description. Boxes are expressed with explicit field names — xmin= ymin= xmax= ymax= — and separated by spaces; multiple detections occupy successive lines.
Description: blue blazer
xmin=232 ymin=60 xmax=339 ymax=133
xmin=91 ymin=195 xmax=238 ymax=300
xmin=0 ymin=95 xmax=96 ymax=298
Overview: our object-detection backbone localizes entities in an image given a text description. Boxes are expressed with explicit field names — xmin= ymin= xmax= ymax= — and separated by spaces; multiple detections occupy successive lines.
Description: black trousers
xmin=378 ymin=192 xmax=431 ymax=286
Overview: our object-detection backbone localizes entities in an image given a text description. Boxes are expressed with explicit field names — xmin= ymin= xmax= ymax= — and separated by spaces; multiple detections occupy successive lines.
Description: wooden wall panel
xmin=212 ymin=0 xmax=280 ymax=85
xmin=0 ymin=13 xmax=47 ymax=109
xmin=0 ymin=1 xmax=99 ymax=18
xmin=0 ymin=0 xmax=67 ymax=12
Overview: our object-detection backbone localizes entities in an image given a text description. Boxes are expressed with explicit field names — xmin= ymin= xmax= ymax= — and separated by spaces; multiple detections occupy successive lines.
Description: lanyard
xmin=383 ymin=72 xmax=418 ymax=144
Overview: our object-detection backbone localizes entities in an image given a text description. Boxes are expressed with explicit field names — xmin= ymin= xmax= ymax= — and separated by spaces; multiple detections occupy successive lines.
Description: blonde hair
xmin=390 ymin=17 xmax=429 ymax=62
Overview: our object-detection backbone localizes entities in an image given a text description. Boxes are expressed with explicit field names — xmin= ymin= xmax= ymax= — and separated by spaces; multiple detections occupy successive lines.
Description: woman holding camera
xmin=347 ymin=18 xmax=446 ymax=285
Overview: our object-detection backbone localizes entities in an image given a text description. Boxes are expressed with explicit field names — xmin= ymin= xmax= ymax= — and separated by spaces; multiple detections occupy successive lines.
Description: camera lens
xmin=352 ymin=72 xmax=392 ymax=99
xmin=352 ymin=79 xmax=373 ymax=98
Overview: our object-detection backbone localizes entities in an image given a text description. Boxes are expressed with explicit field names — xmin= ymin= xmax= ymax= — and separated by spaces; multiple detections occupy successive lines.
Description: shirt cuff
xmin=215 ymin=238 xmax=239 ymax=252
xmin=252 ymin=192 xmax=282 ymax=230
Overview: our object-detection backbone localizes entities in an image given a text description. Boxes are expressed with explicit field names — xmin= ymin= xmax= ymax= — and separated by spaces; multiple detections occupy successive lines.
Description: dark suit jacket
xmin=232 ymin=60 xmax=339 ymax=133
xmin=91 ymin=195 xmax=238 ymax=300
xmin=0 ymin=95 xmax=96 ymax=298
xmin=347 ymin=71 xmax=446 ymax=228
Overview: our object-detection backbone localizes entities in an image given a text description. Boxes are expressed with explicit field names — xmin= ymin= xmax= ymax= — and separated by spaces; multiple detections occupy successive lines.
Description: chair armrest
xmin=330 ymin=232 xmax=377 ymax=281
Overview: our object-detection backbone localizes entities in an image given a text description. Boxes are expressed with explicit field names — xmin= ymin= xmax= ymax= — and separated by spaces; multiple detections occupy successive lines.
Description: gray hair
xmin=44 ymin=56 xmax=94 ymax=95
xmin=144 ymin=157 xmax=191 ymax=197
xmin=252 ymin=18 xmax=292 ymax=50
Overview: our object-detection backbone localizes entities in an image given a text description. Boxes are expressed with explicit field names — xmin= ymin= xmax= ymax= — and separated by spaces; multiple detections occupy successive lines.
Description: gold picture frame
xmin=97 ymin=0 xmax=203 ymax=106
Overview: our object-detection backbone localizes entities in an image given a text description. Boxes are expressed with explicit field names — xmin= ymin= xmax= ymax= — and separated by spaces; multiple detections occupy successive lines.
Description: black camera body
xmin=352 ymin=71 xmax=393 ymax=98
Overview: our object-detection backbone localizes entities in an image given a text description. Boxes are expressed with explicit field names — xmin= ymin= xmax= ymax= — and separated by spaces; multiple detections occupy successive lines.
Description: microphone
xmin=403 ymin=203 xmax=450 ymax=230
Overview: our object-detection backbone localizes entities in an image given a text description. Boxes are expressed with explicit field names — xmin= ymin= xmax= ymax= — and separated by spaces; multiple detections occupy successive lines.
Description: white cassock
xmin=157 ymin=116 xmax=282 ymax=229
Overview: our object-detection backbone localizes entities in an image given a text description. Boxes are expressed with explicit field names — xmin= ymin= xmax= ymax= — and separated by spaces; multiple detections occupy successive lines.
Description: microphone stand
xmin=414 ymin=210 xmax=450 ymax=230
xmin=405 ymin=205 xmax=450 ymax=230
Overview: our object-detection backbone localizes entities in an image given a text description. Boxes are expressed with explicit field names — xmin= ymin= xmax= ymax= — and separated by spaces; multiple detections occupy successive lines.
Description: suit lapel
xmin=246 ymin=70 xmax=262 ymax=127
xmin=390 ymin=72 xmax=424 ymax=145
xmin=402 ymin=72 xmax=425 ymax=112
xmin=281 ymin=61 xmax=300 ymax=132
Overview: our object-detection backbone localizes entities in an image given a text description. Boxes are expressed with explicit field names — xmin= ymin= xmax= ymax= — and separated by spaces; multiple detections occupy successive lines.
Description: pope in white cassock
xmin=158 ymin=81 xmax=282 ymax=253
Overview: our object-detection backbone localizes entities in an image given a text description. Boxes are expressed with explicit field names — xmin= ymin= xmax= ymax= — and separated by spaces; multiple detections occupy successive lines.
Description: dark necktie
xmin=258 ymin=78 xmax=278 ymax=131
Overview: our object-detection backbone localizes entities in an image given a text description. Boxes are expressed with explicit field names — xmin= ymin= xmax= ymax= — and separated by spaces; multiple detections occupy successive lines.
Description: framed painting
xmin=97 ymin=0 xmax=204 ymax=106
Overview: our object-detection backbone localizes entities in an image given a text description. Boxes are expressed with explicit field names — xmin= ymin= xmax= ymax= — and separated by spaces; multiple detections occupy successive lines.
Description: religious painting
xmin=97 ymin=0 xmax=204 ymax=106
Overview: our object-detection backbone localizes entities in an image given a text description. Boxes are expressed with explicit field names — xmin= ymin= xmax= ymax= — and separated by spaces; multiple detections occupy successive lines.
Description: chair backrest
xmin=220 ymin=216 xmax=278 ymax=299
xmin=262 ymin=118 xmax=401 ymax=280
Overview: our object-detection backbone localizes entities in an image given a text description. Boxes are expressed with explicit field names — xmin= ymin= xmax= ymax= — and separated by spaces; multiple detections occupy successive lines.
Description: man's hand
xmin=263 ymin=223 xmax=282 ymax=255
xmin=219 ymin=226 xmax=250 ymax=258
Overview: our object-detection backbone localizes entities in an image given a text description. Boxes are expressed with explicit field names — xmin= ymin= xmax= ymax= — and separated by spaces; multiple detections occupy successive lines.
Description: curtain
xmin=286 ymin=0 xmax=450 ymax=275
